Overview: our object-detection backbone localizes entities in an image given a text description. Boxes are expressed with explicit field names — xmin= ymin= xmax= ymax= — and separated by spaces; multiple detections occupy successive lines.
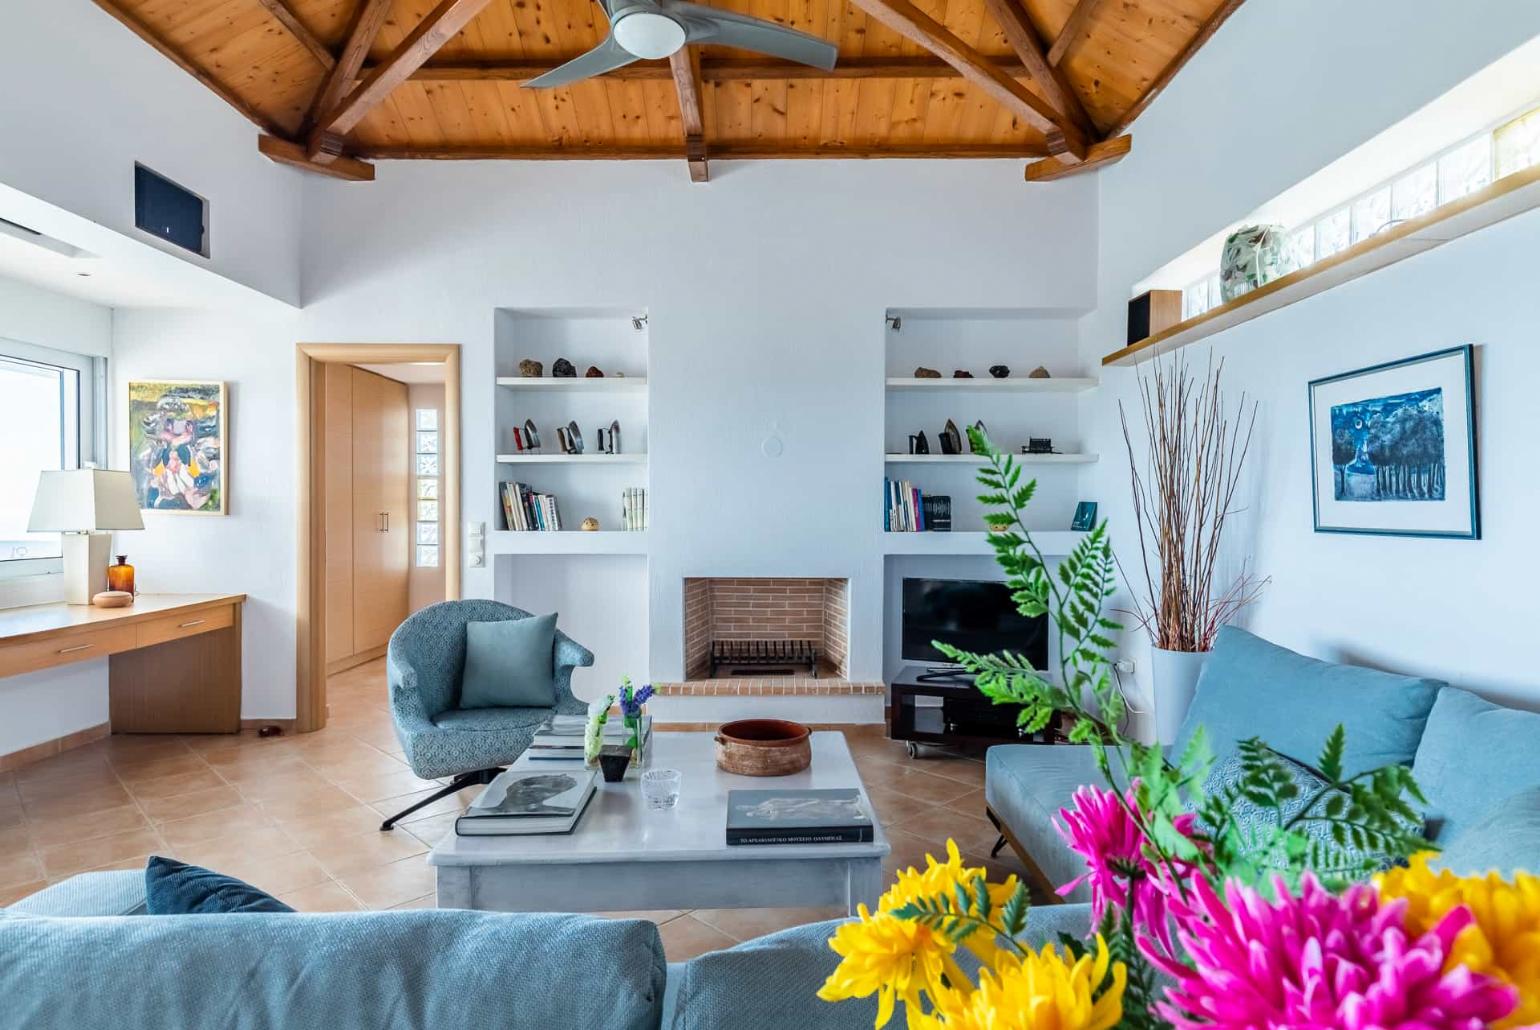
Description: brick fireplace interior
xmin=683 ymin=578 xmax=850 ymax=681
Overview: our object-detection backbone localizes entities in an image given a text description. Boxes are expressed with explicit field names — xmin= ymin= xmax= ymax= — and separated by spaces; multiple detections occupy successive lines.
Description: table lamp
xmin=28 ymin=470 xmax=145 ymax=604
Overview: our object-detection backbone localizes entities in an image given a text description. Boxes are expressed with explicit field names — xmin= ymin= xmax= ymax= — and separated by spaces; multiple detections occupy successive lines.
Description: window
xmin=1178 ymin=97 xmax=1540 ymax=319
xmin=415 ymin=408 xmax=440 ymax=568
xmin=0 ymin=339 xmax=103 ymax=581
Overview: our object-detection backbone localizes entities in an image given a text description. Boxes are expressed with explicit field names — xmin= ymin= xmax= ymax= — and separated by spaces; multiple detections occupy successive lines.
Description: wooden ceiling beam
xmin=352 ymin=141 xmax=1052 ymax=160
xmin=1106 ymin=0 xmax=1246 ymax=137
xmin=1024 ymin=133 xmax=1129 ymax=181
xmin=254 ymin=0 xmax=334 ymax=69
xmin=315 ymin=0 xmax=494 ymax=141
xmin=394 ymin=55 xmax=1032 ymax=82
xmin=1046 ymin=0 xmax=1102 ymax=66
xmin=668 ymin=49 xmax=709 ymax=183
xmin=844 ymin=0 xmax=1085 ymax=159
xmin=981 ymin=0 xmax=1096 ymax=137
xmin=259 ymin=135 xmax=375 ymax=180
xmin=306 ymin=0 xmax=393 ymax=141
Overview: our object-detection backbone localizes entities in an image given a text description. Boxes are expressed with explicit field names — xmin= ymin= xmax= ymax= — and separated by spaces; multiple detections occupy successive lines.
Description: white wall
xmin=0 ymin=0 xmax=302 ymax=306
xmin=1080 ymin=2 xmax=1540 ymax=729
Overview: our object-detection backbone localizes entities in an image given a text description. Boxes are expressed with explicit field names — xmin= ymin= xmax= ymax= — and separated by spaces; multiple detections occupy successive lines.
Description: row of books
xmin=526 ymin=712 xmax=652 ymax=761
xmin=883 ymin=478 xmax=951 ymax=532
xmin=621 ymin=488 xmax=648 ymax=531
xmin=501 ymin=481 xmax=563 ymax=531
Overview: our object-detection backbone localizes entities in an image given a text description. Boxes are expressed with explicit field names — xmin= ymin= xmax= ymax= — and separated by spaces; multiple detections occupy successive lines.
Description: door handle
xmin=383 ymin=512 xmax=390 ymax=533
xmin=57 ymin=643 xmax=94 ymax=655
xmin=178 ymin=619 xmax=206 ymax=629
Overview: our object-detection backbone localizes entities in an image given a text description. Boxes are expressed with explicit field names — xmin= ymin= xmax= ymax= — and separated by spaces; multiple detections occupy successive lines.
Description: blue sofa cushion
xmin=2 ymin=871 xmax=147 ymax=917
xmin=1413 ymin=688 xmax=1540 ymax=844
xmin=0 ymin=910 xmax=664 ymax=1030
xmin=459 ymin=614 xmax=558 ymax=709
xmin=1434 ymin=786 xmax=1540 ymax=877
xmin=145 ymin=856 xmax=293 ymax=914
xmin=1173 ymin=626 xmax=1443 ymax=775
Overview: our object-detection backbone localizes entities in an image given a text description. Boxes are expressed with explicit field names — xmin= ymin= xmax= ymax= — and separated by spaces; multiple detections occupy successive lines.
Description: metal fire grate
xmin=709 ymin=639 xmax=820 ymax=679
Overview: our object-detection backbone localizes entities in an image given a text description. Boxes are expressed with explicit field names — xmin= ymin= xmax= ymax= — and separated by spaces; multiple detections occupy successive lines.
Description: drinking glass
xmin=641 ymin=768 xmax=681 ymax=810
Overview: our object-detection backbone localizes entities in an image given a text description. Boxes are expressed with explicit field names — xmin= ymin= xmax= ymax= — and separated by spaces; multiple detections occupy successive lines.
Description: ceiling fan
xmin=523 ymin=0 xmax=838 ymax=89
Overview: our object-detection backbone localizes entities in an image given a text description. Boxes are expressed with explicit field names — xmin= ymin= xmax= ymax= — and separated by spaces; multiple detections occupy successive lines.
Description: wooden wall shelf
xmin=1104 ymin=162 xmax=1540 ymax=367
xmin=885 ymin=376 xmax=1097 ymax=392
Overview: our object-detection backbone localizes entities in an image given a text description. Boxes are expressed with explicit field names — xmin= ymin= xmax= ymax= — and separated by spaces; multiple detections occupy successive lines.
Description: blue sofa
xmin=985 ymin=626 xmax=1540 ymax=902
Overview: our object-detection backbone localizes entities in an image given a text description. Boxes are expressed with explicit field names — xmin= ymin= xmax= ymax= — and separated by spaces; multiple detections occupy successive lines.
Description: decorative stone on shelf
xmin=518 ymin=359 xmax=543 ymax=377
xmin=989 ymin=365 xmax=1010 ymax=379
xmin=552 ymin=358 xmax=577 ymax=378
xmin=1028 ymin=366 xmax=1051 ymax=379
xmin=585 ymin=366 xmax=604 ymax=378
xmin=581 ymin=516 xmax=600 ymax=532
xmin=952 ymin=370 xmax=974 ymax=378
xmin=913 ymin=366 xmax=942 ymax=378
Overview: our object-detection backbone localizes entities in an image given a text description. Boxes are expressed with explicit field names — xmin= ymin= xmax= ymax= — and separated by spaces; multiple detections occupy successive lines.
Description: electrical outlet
xmin=1113 ymin=658 xmax=1136 ymax=675
xmin=465 ymin=521 xmax=486 ymax=567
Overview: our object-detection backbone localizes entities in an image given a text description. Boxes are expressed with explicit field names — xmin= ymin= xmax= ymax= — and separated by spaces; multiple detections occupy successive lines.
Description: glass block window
xmin=1496 ymin=107 xmax=1540 ymax=177
xmin=415 ymin=408 xmax=440 ymax=568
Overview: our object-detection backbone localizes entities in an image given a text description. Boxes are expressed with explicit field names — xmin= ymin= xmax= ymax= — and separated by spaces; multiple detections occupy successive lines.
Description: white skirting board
xmin=648 ymin=694 xmax=886 ymax=725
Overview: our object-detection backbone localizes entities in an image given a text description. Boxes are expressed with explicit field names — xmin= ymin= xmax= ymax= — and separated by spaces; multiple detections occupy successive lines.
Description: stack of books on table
xmin=725 ymin=788 xmax=875 ymax=846
xmin=455 ymin=768 xmax=597 ymax=836
xmin=525 ymin=712 xmax=653 ymax=761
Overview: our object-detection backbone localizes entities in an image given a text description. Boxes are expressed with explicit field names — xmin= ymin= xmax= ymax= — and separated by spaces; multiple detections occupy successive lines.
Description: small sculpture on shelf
xmin=552 ymin=358 xmax=577 ymax=378
xmin=988 ymin=364 xmax=1010 ymax=379
xmin=581 ymin=516 xmax=601 ymax=532
xmin=595 ymin=420 xmax=622 ymax=455
xmin=518 ymin=359 xmax=543 ymax=377
xmin=1023 ymin=438 xmax=1056 ymax=455
xmin=952 ymin=370 xmax=973 ymax=378
xmin=557 ymin=421 xmax=585 ymax=455
xmin=585 ymin=366 xmax=604 ymax=378
xmin=939 ymin=419 xmax=963 ymax=455
xmin=913 ymin=366 xmax=941 ymax=379
xmin=513 ymin=419 xmax=543 ymax=452
xmin=1028 ymin=365 xmax=1051 ymax=379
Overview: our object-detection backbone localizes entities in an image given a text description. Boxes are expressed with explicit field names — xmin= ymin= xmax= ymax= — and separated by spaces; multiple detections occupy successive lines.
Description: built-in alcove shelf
xmin=885 ymin=453 xmax=1098 ymax=465
xmin=495 ymin=453 xmax=647 ymax=464
xmin=496 ymin=377 xmax=648 ymax=390
xmin=1105 ymin=161 xmax=1540 ymax=367
xmin=489 ymin=530 xmax=649 ymax=555
xmin=881 ymin=530 xmax=1086 ymax=556
xmin=885 ymin=376 xmax=1097 ymax=393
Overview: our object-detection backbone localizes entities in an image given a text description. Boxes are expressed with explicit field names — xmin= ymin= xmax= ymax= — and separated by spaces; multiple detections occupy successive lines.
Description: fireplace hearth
xmin=709 ymin=639 xmax=821 ymax=679
xmin=683 ymin=577 xmax=850 ymax=681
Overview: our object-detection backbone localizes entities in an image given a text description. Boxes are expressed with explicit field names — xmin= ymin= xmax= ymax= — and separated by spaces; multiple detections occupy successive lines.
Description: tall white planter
xmin=1150 ymin=647 xmax=1210 ymax=745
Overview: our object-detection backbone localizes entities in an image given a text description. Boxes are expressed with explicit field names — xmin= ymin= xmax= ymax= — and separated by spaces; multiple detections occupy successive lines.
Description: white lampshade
xmin=28 ymin=469 xmax=145 ymax=533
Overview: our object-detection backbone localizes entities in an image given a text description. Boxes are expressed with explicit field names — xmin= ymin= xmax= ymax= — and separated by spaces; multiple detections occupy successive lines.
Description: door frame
xmin=295 ymin=343 xmax=461 ymax=733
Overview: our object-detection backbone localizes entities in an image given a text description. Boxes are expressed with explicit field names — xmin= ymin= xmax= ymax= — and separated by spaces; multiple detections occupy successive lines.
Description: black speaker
xmin=1127 ymin=289 xmax=1183 ymax=345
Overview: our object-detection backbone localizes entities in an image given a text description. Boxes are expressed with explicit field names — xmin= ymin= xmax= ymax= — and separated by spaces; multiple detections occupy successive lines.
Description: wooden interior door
xmin=322 ymin=364 xmax=355 ymax=665
xmin=350 ymin=367 xmax=410 ymax=654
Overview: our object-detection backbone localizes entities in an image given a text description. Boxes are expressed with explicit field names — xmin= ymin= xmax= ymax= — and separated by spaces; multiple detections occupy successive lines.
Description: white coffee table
xmin=429 ymin=731 xmax=890 ymax=915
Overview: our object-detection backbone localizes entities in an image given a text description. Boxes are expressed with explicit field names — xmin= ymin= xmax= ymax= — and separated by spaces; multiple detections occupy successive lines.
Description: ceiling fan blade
xmin=523 ymin=36 xmax=639 ymax=88
xmin=666 ymin=2 xmax=837 ymax=70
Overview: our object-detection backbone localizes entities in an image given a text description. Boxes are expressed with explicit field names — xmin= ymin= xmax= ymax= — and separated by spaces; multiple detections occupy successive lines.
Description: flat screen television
xmin=901 ymin=577 xmax=1048 ymax=677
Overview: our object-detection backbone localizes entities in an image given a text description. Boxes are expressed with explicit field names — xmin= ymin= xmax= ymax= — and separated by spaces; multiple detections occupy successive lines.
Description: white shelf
xmin=884 ymin=453 xmax=1097 ymax=465
xmin=496 ymin=376 xmax=647 ymax=390
xmin=885 ymin=376 xmax=1097 ymax=393
xmin=489 ymin=531 xmax=649 ymax=555
xmin=881 ymin=530 xmax=1087 ymax=556
xmin=495 ymin=452 xmax=647 ymax=464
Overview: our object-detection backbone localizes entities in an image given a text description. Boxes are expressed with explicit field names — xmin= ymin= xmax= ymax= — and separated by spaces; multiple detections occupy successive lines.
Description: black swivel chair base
xmin=379 ymin=767 xmax=502 ymax=831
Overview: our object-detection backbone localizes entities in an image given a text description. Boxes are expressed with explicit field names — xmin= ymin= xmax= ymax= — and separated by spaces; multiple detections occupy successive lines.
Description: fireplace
xmin=683 ymin=578 xmax=850 ymax=680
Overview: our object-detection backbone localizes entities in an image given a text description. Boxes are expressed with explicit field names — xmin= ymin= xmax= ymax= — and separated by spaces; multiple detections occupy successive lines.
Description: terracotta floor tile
xmin=27 ymin=803 xmax=150 ymax=849
xmin=0 ymin=822 xmax=34 ymax=858
xmin=401 ymin=812 xmax=458 ymax=849
xmin=125 ymin=768 xmax=227 ymax=801
xmin=856 ymin=764 xmax=977 ymax=805
xmin=862 ymin=787 xmax=938 ymax=828
xmin=136 ymin=785 xmax=247 ymax=823
xmin=18 ymin=769 xmax=123 ymax=805
xmin=389 ymin=894 xmax=437 ymax=910
xmin=594 ymin=910 xmax=687 ymax=924
xmin=0 ymin=849 xmax=44 ymax=890
xmin=306 ymin=828 xmax=427 ymax=878
xmin=690 ymin=907 xmax=845 ymax=942
xmin=209 ymin=850 xmax=331 ymax=896
xmin=201 ymin=749 xmax=311 ymax=783
xmin=277 ymin=880 xmax=362 ymax=912
xmin=913 ymin=758 xmax=987 ymax=789
xmin=39 ymin=827 xmax=164 ymax=879
xmin=367 ymin=786 xmax=472 ymax=824
xmin=254 ymin=785 xmax=368 ymax=823
xmin=156 ymin=803 xmax=274 ymax=847
xmin=335 ymin=855 xmax=437 ymax=908
xmin=81 ymin=854 xmax=159 ymax=876
xmin=330 ymin=767 xmax=443 ymax=804
xmin=170 ymin=824 xmax=302 ymax=869
xmin=658 ymin=914 xmax=740 ymax=961
xmin=272 ymin=805 xmax=393 ymax=848
xmin=110 ymin=752 xmax=210 ymax=782
xmin=0 ymin=879 xmax=47 ymax=906
xmin=892 ymin=807 xmax=1000 ymax=857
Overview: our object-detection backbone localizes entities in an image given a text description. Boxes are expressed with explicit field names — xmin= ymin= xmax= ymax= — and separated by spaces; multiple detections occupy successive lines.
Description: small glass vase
xmin=624 ymin=709 xmax=647 ymax=767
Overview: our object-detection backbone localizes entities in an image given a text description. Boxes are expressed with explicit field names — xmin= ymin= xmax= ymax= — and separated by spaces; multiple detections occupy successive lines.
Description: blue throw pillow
xmin=144 ymin=856 xmax=293 ymax=914
xmin=1433 ymin=786 xmax=1540 ymax=878
xmin=1173 ymin=626 xmax=1443 ymax=776
xmin=458 ymin=613 xmax=559 ymax=709
xmin=1413 ymin=688 xmax=1540 ymax=844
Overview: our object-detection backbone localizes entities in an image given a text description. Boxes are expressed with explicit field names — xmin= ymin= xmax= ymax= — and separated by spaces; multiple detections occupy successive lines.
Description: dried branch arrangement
xmin=1120 ymin=352 xmax=1266 ymax=652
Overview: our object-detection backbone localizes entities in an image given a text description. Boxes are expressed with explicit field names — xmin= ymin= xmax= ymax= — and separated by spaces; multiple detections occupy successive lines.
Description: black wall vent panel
xmin=134 ymin=164 xmax=208 ymax=257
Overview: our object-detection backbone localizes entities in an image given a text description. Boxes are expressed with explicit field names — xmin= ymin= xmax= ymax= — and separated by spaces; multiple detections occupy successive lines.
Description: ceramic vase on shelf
xmin=624 ymin=709 xmax=647 ymax=767
xmin=1150 ymin=646 xmax=1210 ymax=745
xmin=1219 ymin=223 xmax=1291 ymax=301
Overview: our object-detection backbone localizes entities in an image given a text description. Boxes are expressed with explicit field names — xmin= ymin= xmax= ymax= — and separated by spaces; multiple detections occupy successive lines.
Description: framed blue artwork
xmin=1307 ymin=345 xmax=1479 ymax=539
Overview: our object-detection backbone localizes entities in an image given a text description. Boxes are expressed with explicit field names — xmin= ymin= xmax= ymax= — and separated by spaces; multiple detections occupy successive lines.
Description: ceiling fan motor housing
xmin=612 ymin=9 xmax=688 ymax=58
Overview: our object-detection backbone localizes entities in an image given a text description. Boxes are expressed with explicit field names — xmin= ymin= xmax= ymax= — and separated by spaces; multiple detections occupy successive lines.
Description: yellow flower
xmin=1378 ymin=852 xmax=1540 ymax=1027
xmin=819 ymin=904 xmax=973 ymax=1029
xmin=914 ymin=936 xmax=1126 ymax=1030
xmin=880 ymin=839 xmax=1022 ymax=963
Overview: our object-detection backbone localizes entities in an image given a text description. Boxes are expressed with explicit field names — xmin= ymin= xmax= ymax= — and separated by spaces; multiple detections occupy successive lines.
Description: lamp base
xmin=62 ymin=533 xmax=112 ymax=605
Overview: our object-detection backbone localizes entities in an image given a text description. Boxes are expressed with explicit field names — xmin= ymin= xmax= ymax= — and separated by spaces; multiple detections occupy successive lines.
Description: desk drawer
xmin=0 ymin=624 xmax=140 ymax=678
xmin=137 ymin=604 xmax=234 ymax=648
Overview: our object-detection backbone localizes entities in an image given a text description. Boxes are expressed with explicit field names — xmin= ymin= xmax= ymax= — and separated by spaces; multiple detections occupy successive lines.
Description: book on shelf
xmin=500 ymin=481 xmax=564 ymax=531
xmin=455 ymin=768 xmax=597 ymax=836
xmin=883 ymin=479 xmax=950 ymax=533
xmin=725 ymin=788 xmax=875 ymax=846
xmin=526 ymin=714 xmax=652 ymax=759
xmin=621 ymin=487 xmax=648 ymax=532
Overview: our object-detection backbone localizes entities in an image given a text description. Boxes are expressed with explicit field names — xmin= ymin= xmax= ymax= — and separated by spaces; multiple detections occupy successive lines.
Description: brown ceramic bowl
xmin=714 ymin=719 xmax=813 ymax=776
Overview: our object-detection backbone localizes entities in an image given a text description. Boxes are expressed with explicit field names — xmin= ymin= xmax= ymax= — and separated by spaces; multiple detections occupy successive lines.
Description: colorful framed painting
xmin=1308 ymin=346 xmax=1478 ymax=539
xmin=128 ymin=380 xmax=228 ymax=515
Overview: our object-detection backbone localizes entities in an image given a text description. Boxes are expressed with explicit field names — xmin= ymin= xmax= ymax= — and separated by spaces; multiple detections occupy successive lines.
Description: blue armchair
xmin=380 ymin=600 xmax=594 ymax=830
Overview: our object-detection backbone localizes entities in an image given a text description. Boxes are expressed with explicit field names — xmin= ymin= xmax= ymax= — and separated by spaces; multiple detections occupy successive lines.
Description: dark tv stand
xmin=887 ymin=664 xmax=1063 ymax=758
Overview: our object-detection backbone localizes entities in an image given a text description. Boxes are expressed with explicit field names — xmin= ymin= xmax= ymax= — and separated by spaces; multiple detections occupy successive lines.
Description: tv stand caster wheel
xmin=906 ymin=741 xmax=919 ymax=759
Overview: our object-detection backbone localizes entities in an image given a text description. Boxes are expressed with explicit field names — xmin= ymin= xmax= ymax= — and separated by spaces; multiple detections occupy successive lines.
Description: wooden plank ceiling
xmin=92 ymin=0 xmax=1242 ymax=181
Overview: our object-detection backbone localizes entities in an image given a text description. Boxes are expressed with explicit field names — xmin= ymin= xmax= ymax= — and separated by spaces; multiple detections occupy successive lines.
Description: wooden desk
xmin=0 ymin=594 xmax=245 ymax=734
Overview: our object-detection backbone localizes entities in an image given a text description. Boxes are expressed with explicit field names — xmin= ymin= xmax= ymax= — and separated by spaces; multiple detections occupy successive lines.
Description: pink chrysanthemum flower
xmin=1145 ymin=873 xmax=1519 ymax=1030
xmin=1055 ymin=783 xmax=1198 ymax=953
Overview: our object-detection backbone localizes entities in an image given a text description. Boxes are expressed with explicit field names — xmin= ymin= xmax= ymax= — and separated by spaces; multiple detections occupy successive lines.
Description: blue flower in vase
xmin=620 ymin=682 xmax=654 ymax=718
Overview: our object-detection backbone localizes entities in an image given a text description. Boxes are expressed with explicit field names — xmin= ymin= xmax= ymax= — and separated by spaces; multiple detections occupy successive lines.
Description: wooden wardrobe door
xmin=351 ymin=368 xmax=411 ymax=654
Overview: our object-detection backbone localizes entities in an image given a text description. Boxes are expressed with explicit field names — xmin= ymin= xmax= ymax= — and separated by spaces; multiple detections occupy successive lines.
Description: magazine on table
xmin=455 ymin=768 xmax=597 ymax=836
xmin=725 ymin=788 xmax=874 ymax=846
